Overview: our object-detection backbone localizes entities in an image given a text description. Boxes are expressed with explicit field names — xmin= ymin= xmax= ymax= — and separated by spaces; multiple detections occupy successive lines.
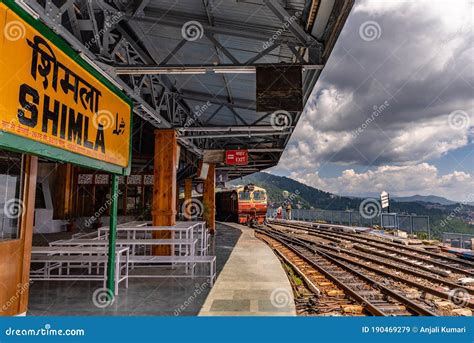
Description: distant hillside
xmin=230 ymin=172 xmax=359 ymax=210
xmin=394 ymin=195 xmax=457 ymax=205
xmin=229 ymin=172 xmax=474 ymax=239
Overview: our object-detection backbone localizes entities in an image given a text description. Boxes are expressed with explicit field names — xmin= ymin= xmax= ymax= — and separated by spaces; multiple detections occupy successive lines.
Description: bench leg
xmin=115 ymin=253 xmax=120 ymax=295
xmin=210 ymin=262 xmax=214 ymax=287
xmin=58 ymin=254 xmax=63 ymax=276
xmin=103 ymin=265 xmax=107 ymax=289
xmin=125 ymin=250 xmax=129 ymax=288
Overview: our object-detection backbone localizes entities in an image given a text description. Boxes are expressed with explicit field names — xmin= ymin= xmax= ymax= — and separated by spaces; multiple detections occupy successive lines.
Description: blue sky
xmin=271 ymin=0 xmax=473 ymax=202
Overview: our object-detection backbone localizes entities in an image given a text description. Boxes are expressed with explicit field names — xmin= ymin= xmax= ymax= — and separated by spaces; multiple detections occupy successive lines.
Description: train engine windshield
xmin=252 ymin=190 xmax=266 ymax=201
xmin=239 ymin=191 xmax=251 ymax=201
xmin=237 ymin=190 xmax=266 ymax=202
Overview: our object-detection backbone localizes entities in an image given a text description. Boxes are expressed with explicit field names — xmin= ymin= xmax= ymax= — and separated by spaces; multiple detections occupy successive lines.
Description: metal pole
xmin=106 ymin=175 xmax=119 ymax=296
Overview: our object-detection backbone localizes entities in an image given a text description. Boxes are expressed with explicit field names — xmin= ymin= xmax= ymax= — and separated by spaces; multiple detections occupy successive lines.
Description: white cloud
xmin=272 ymin=0 xmax=474 ymax=201
xmin=287 ymin=163 xmax=474 ymax=202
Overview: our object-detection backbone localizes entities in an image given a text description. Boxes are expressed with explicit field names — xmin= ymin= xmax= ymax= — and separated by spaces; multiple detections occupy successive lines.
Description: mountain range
xmin=392 ymin=195 xmax=472 ymax=206
xmin=229 ymin=172 xmax=474 ymax=238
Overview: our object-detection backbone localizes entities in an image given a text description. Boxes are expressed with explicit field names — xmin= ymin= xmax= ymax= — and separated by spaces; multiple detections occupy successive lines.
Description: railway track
xmin=273 ymin=228 xmax=474 ymax=293
xmin=256 ymin=228 xmax=438 ymax=316
xmin=272 ymin=220 xmax=474 ymax=280
xmin=280 ymin=220 xmax=474 ymax=275
xmin=268 ymin=223 xmax=474 ymax=307
xmin=258 ymin=234 xmax=362 ymax=316
xmin=258 ymin=222 xmax=474 ymax=316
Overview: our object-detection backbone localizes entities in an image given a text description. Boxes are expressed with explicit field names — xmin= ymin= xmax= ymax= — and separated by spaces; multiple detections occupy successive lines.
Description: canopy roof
xmin=23 ymin=0 xmax=353 ymax=178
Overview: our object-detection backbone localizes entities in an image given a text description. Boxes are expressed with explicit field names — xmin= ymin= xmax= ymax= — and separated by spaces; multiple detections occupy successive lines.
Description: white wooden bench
xmin=127 ymin=255 xmax=216 ymax=286
xmin=98 ymin=222 xmax=209 ymax=256
xmin=30 ymin=246 xmax=129 ymax=295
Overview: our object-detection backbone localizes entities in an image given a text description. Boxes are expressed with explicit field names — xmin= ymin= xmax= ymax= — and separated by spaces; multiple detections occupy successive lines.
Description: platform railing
xmin=442 ymin=232 xmax=474 ymax=250
xmin=267 ymin=208 xmax=431 ymax=238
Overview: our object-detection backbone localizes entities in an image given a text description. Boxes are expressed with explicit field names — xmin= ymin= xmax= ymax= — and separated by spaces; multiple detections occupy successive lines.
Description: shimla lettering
xmin=16 ymin=34 xmax=106 ymax=153
xmin=18 ymin=84 xmax=105 ymax=153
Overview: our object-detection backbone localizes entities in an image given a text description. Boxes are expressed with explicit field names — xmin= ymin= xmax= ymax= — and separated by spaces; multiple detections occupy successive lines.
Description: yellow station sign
xmin=0 ymin=3 xmax=131 ymax=168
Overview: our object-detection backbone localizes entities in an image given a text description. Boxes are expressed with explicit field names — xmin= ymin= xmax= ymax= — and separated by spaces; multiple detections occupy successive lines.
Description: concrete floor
xmin=199 ymin=223 xmax=296 ymax=316
xmin=27 ymin=222 xmax=295 ymax=316
xmin=28 ymin=223 xmax=239 ymax=316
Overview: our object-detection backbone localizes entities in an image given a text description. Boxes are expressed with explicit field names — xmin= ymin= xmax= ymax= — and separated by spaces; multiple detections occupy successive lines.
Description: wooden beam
xmin=53 ymin=163 xmax=73 ymax=219
xmin=203 ymin=163 xmax=216 ymax=233
xmin=184 ymin=178 xmax=193 ymax=220
xmin=152 ymin=129 xmax=177 ymax=255
xmin=18 ymin=155 xmax=38 ymax=314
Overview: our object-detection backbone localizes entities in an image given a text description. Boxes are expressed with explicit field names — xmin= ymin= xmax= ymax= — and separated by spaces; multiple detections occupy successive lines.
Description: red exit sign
xmin=225 ymin=150 xmax=248 ymax=165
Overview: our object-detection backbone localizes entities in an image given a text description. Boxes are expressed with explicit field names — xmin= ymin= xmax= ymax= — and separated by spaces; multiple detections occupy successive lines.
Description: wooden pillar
xmin=52 ymin=163 xmax=72 ymax=219
xmin=176 ymin=182 xmax=180 ymax=218
xmin=203 ymin=163 xmax=216 ymax=233
xmin=152 ymin=129 xmax=177 ymax=255
xmin=184 ymin=178 xmax=193 ymax=220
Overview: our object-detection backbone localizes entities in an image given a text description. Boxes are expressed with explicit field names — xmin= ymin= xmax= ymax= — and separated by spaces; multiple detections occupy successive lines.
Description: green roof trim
xmin=0 ymin=132 xmax=124 ymax=174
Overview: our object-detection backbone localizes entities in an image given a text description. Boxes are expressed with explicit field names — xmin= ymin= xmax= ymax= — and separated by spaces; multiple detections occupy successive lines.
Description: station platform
xmin=199 ymin=223 xmax=296 ymax=316
xmin=27 ymin=222 xmax=295 ymax=316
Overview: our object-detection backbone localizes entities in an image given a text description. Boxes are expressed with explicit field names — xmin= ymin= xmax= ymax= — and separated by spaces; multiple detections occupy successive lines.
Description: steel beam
xmin=182 ymin=131 xmax=292 ymax=139
xmin=263 ymin=0 xmax=315 ymax=46
xmin=114 ymin=63 xmax=323 ymax=74
xmin=180 ymin=90 xmax=256 ymax=110
xmin=125 ymin=9 xmax=309 ymax=47
xmin=180 ymin=126 xmax=294 ymax=132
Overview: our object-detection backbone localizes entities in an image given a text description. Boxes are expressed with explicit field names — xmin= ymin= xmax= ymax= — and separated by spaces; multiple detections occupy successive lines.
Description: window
xmin=253 ymin=191 xmax=266 ymax=201
xmin=35 ymin=183 xmax=46 ymax=209
xmin=126 ymin=185 xmax=143 ymax=215
xmin=239 ymin=191 xmax=251 ymax=201
xmin=0 ymin=150 xmax=24 ymax=240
